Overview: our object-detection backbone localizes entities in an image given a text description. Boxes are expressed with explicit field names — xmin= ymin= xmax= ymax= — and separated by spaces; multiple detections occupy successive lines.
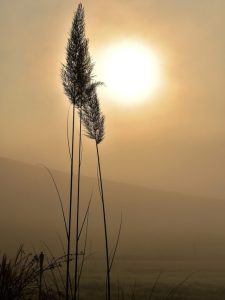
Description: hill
xmin=1 ymin=157 xmax=225 ymax=260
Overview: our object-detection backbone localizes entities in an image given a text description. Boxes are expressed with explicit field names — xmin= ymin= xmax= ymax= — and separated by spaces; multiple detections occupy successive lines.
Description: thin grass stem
xmin=96 ymin=142 xmax=111 ymax=300
xmin=39 ymin=164 xmax=68 ymax=238
xmin=109 ymin=212 xmax=122 ymax=271
xmin=74 ymin=107 xmax=83 ymax=300
xmin=66 ymin=104 xmax=76 ymax=300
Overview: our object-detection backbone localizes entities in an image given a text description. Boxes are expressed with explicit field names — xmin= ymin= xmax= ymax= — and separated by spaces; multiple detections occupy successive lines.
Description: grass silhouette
xmin=61 ymin=3 xmax=98 ymax=299
xmin=1 ymin=2 xmax=223 ymax=300
xmin=81 ymin=86 xmax=110 ymax=299
xmin=0 ymin=246 xmax=67 ymax=299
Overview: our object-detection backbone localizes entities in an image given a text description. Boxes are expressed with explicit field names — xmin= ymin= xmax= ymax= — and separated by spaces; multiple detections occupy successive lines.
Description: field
xmin=1 ymin=158 xmax=225 ymax=299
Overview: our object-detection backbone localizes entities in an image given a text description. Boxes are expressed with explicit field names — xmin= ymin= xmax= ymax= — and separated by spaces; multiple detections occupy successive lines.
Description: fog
xmin=1 ymin=0 xmax=225 ymax=199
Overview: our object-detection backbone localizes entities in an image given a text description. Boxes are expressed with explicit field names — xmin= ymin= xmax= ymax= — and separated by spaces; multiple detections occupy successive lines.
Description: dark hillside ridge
xmin=1 ymin=156 xmax=225 ymax=259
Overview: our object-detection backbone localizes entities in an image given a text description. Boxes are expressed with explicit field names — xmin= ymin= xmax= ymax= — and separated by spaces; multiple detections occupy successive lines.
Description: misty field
xmin=1 ymin=0 xmax=225 ymax=299
xmin=2 ymin=249 xmax=225 ymax=299
xmin=72 ymin=259 xmax=225 ymax=299
xmin=1 ymin=157 xmax=225 ymax=299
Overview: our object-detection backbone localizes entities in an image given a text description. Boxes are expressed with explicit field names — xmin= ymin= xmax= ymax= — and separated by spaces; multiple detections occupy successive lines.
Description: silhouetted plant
xmin=39 ymin=251 xmax=44 ymax=300
xmin=81 ymin=86 xmax=112 ymax=300
xmin=61 ymin=3 xmax=97 ymax=299
xmin=40 ymin=163 xmax=93 ymax=299
xmin=0 ymin=246 xmax=65 ymax=300
xmin=39 ymin=164 xmax=68 ymax=239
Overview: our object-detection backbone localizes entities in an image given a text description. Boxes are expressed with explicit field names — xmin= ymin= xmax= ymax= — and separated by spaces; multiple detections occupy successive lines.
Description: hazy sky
xmin=1 ymin=0 xmax=225 ymax=199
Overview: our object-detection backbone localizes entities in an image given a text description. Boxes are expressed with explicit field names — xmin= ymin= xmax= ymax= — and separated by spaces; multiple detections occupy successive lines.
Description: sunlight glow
xmin=99 ymin=41 xmax=162 ymax=105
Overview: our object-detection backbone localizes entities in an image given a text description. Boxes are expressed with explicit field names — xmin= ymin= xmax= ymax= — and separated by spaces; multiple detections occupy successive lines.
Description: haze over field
xmin=1 ymin=0 xmax=225 ymax=199
xmin=1 ymin=157 xmax=225 ymax=262
xmin=1 ymin=1 xmax=225 ymax=299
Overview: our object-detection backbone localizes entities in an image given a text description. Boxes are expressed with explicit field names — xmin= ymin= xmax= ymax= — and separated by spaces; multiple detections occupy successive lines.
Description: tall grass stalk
xmin=81 ymin=87 xmax=111 ymax=300
xmin=96 ymin=141 xmax=111 ymax=300
xmin=77 ymin=206 xmax=90 ymax=300
xmin=74 ymin=107 xmax=82 ymax=300
xmin=61 ymin=3 xmax=95 ymax=299
xmin=66 ymin=104 xmax=75 ymax=300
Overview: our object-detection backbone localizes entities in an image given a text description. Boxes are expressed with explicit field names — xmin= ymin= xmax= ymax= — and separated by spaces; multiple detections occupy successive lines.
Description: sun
xmin=97 ymin=41 xmax=162 ymax=105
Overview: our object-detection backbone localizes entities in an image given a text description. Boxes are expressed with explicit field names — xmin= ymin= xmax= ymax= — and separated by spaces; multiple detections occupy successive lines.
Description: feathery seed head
xmin=61 ymin=3 xmax=94 ymax=108
xmin=81 ymin=85 xmax=105 ymax=144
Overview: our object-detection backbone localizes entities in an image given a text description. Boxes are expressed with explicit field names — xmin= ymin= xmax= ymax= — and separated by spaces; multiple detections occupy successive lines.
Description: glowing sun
xmin=98 ymin=41 xmax=162 ymax=105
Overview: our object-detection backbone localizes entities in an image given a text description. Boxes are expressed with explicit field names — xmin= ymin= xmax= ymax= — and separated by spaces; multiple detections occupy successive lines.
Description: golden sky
xmin=1 ymin=0 xmax=225 ymax=198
